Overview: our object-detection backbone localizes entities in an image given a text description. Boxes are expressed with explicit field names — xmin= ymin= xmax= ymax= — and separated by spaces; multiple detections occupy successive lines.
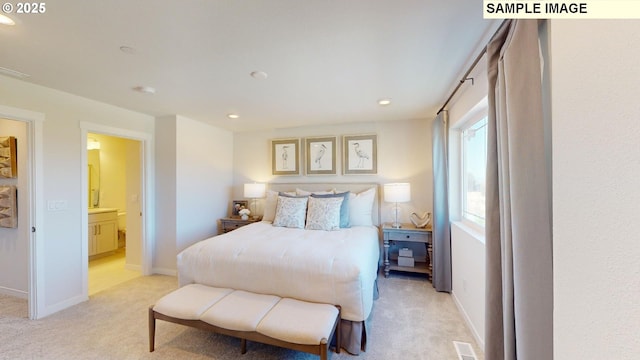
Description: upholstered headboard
xmin=266 ymin=182 xmax=382 ymax=226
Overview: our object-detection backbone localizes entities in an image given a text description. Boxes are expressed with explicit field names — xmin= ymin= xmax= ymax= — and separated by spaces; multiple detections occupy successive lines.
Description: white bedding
xmin=177 ymin=221 xmax=380 ymax=322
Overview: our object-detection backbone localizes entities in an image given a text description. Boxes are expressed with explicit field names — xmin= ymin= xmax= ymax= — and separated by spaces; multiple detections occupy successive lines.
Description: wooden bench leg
xmin=148 ymin=307 xmax=156 ymax=352
xmin=241 ymin=338 xmax=247 ymax=354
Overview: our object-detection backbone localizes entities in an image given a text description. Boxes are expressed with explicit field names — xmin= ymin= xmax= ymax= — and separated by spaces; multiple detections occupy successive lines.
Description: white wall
xmin=154 ymin=116 xmax=177 ymax=273
xmin=233 ymin=119 xmax=432 ymax=225
xmin=0 ymin=119 xmax=29 ymax=297
xmin=0 ymin=74 xmax=155 ymax=316
xmin=154 ymin=115 xmax=233 ymax=273
xmin=175 ymin=115 xmax=233 ymax=252
xmin=550 ymin=20 xmax=640 ymax=359
xmin=447 ymin=55 xmax=488 ymax=347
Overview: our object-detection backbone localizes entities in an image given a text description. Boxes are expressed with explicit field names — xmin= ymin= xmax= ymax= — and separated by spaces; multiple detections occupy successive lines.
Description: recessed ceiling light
xmin=0 ymin=14 xmax=15 ymax=26
xmin=378 ymin=98 xmax=392 ymax=106
xmin=132 ymin=86 xmax=156 ymax=94
xmin=119 ymin=46 xmax=136 ymax=54
xmin=227 ymin=113 xmax=239 ymax=119
xmin=250 ymin=71 xmax=268 ymax=80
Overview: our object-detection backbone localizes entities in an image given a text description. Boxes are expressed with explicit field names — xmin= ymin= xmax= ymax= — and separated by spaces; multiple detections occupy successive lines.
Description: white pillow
xmin=262 ymin=190 xmax=279 ymax=222
xmin=273 ymin=195 xmax=308 ymax=229
xmin=305 ymin=196 xmax=343 ymax=231
xmin=347 ymin=187 xmax=376 ymax=226
xmin=296 ymin=188 xmax=334 ymax=196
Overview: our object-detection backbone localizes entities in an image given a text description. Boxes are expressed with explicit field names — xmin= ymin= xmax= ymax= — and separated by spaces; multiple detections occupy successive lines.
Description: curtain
xmin=485 ymin=20 xmax=553 ymax=360
xmin=431 ymin=110 xmax=451 ymax=292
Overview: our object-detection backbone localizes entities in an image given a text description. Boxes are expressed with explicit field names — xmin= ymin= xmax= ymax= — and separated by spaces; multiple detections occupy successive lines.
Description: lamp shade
xmin=244 ymin=183 xmax=266 ymax=199
xmin=384 ymin=183 xmax=411 ymax=203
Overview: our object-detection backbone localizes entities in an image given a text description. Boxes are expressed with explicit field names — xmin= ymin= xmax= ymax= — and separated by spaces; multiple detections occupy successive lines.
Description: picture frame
xmin=343 ymin=134 xmax=377 ymax=175
xmin=231 ymin=200 xmax=249 ymax=217
xmin=271 ymin=138 xmax=300 ymax=176
xmin=305 ymin=136 xmax=337 ymax=175
xmin=0 ymin=136 xmax=17 ymax=178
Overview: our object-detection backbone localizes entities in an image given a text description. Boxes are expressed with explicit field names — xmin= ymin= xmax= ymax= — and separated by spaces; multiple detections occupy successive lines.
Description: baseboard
xmin=39 ymin=294 xmax=88 ymax=319
xmin=152 ymin=267 xmax=177 ymax=276
xmin=0 ymin=286 xmax=27 ymax=299
xmin=452 ymin=291 xmax=485 ymax=351
xmin=125 ymin=263 xmax=142 ymax=272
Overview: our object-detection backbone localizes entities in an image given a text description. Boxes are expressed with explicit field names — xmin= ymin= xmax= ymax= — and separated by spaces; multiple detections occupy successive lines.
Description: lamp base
xmin=391 ymin=222 xmax=402 ymax=229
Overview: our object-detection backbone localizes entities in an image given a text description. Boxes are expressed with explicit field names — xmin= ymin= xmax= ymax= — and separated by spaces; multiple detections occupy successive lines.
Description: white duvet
xmin=177 ymin=221 xmax=380 ymax=322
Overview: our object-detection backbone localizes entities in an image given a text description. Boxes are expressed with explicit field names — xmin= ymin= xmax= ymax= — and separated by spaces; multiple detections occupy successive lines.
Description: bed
xmin=177 ymin=183 xmax=381 ymax=354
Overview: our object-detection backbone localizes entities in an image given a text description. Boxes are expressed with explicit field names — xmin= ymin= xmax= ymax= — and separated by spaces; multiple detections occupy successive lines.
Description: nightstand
xmin=219 ymin=217 xmax=261 ymax=234
xmin=381 ymin=223 xmax=432 ymax=278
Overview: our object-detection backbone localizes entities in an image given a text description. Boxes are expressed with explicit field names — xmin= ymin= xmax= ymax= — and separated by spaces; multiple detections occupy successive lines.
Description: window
xmin=461 ymin=117 xmax=487 ymax=226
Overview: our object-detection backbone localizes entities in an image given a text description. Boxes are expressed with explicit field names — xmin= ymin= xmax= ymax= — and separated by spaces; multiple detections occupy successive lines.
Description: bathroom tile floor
xmin=88 ymin=248 xmax=141 ymax=296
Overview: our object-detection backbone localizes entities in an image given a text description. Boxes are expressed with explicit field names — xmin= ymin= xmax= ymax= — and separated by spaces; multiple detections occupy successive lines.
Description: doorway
xmin=80 ymin=122 xmax=153 ymax=298
xmin=86 ymin=133 xmax=142 ymax=295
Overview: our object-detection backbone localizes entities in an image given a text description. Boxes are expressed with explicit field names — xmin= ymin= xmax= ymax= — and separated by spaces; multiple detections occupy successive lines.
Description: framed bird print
xmin=343 ymin=134 xmax=377 ymax=175
xmin=271 ymin=138 xmax=300 ymax=176
xmin=305 ymin=136 xmax=337 ymax=175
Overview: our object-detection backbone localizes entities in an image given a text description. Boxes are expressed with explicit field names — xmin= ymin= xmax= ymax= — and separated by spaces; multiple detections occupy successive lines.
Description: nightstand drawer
xmin=387 ymin=231 xmax=428 ymax=243
xmin=219 ymin=218 xmax=259 ymax=234
xmin=223 ymin=222 xmax=246 ymax=231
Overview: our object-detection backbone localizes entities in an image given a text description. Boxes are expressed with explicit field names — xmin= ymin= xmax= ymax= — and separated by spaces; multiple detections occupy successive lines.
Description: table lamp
xmin=384 ymin=183 xmax=411 ymax=228
xmin=244 ymin=183 xmax=266 ymax=220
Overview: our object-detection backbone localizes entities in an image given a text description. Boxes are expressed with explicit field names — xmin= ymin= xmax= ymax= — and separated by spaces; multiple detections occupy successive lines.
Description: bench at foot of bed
xmin=149 ymin=284 xmax=341 ymax=360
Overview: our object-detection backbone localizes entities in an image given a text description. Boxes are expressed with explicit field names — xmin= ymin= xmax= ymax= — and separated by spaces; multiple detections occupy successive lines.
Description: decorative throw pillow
xmin=347 ymin=187 xmax=376 ymax=226
xmin=305 ymin=196 xmax=343 ymax=231
xmin=273 ymin=195 xmax=308 ymax=229
xmin=262 ymin=190 xmax=279 ymax=222
xmin=311 ymin=191 xmax=351 ymax=228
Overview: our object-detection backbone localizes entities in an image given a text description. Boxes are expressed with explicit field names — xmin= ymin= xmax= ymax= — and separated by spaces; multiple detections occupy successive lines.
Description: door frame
xmin=80 ymin=122 xmax=155 ymax=294
xmin=0 ymin=104 xmax=44 ymax=320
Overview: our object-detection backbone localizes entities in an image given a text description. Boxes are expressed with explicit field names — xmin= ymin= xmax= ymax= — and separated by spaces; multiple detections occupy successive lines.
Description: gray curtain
xmin=485 ymin=20 xmax=553 ymax=360
xmin=431 ymin=110 xmax=451 ymax=292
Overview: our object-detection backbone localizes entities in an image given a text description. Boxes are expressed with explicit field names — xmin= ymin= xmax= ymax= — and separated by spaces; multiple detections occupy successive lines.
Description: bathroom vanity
xmin=88 ymin=208 xmax=118 ymax=257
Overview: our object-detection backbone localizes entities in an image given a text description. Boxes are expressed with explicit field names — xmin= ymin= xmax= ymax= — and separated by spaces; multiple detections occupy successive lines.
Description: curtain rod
xmin=436 ymin=20 xmax=510 ymax=115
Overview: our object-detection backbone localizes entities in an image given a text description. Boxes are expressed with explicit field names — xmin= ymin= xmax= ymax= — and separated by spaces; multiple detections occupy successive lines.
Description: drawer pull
xmin=406 ymin=235 xmax=410 ymax=239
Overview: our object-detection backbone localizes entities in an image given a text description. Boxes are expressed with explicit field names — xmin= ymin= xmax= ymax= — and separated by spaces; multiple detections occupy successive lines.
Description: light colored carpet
xmin=0 ymin=273 xmax=483 ymax=360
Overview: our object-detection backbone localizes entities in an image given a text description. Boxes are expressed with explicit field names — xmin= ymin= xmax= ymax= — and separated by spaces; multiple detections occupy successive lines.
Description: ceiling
xmin=0 ymin=1 xmax=498 ymax=132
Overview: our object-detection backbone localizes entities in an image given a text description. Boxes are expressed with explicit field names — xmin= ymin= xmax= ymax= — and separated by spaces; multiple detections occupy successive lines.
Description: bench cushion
xmin=257 ymin=298 xmax=339 ymax=345
xmin=153 ymin=284 xmax=232 ymax=320
xmin=201 ymin=290 xmax=280 ymax=332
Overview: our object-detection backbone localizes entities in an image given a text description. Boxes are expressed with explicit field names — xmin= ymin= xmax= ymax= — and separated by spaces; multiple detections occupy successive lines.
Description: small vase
xmin=241 ymin=215 xmax=249 ymax=220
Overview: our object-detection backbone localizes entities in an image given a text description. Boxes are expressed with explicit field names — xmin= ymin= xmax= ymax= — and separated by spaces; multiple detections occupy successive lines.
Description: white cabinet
xmin=88 ymin=210 xmax=118 ymax=257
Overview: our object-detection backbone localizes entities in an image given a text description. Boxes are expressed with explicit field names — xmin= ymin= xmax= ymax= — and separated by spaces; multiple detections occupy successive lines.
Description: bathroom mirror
xmin=87 ymin=149 xmax=100 ymax=208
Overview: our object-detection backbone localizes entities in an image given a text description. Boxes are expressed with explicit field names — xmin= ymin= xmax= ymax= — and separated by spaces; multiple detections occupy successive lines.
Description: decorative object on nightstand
xmin=239 ymin=208 xmax=251 ymax=220
xmin=381 ymin=223 xmax=432 ymax=279
xmin=219 ymin=217 xmax=260 ymax=234
xmin=383 ymin=183 xmax=411 ymax=228
xmin=244 ymin=183 xmax=266 ymax=220
xmin=410 ymin=211 xmax=431 ymax=228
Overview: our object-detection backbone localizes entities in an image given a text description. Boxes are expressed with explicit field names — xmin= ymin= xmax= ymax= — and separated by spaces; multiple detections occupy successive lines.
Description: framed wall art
xmin=343 ymin=134 xmax=377 ymax=175
xmin=231 ymin=200 xmax=249 ymax=217
xmin=0 ymin=136 xmax=17 ymax=178
xmin=305 ymin=136 xmax=337 ymax=175
xmin=271 ymin=138 xmax=300 ymax=176
xmin=0 ymin=185 xmax=17 ymax=228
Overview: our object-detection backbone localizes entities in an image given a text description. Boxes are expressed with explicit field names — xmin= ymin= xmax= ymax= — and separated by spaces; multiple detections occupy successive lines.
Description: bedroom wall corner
xmin=175 ymin=115 xmax=233 ymax=252
xmin=154 ymin=115 xmax=234 ymax=273
xmin=154 ymin=116 xmax=178 ymax=273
